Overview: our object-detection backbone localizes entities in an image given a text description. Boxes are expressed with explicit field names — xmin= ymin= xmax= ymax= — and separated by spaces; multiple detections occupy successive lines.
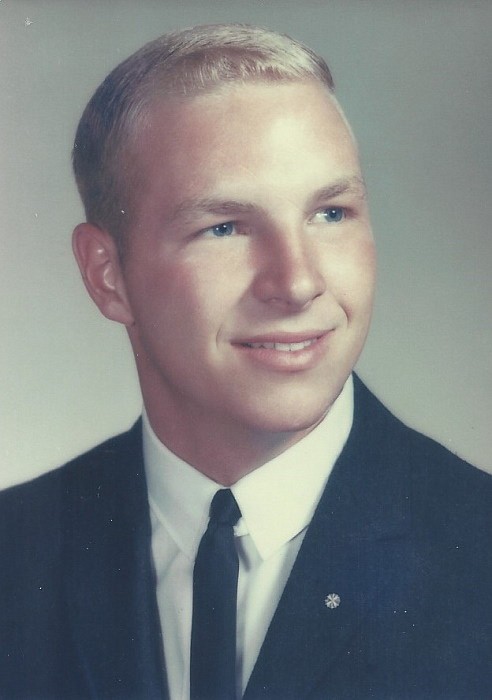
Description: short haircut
xmin=72 ymin=23 xmax=335 ymax=254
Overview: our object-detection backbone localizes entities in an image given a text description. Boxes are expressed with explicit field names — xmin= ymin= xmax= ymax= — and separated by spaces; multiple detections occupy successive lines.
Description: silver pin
xmin=324 ymin=593 xmax=341 ymax=609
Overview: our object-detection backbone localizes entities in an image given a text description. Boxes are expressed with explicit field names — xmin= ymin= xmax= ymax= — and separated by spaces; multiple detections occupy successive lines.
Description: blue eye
xmin=207 ymin=222 xmax=235 ymax=237
xmin=310 ymin=207 xmax=345 ymax=226
xmin=323 ymin=207 xmax=344 ymax=223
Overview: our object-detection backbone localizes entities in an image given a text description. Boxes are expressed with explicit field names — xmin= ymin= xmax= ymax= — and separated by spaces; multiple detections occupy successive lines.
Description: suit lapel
xmin=244 ymin=377 xmax=413 ymax=699
xmin=62 ymin=423 xmax=168 ymax=699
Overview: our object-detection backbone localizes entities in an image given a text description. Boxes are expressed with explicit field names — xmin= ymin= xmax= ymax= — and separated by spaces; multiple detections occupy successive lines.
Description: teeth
xmin=246 ymin=339 xmax=316 ymax=351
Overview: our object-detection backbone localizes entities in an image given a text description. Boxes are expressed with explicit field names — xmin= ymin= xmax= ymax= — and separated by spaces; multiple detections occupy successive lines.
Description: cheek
xmin=124 ymin=256 xmax=189 ymax=333
xmin=154 ymin=252 xmax=251 ymax=335
xmin=328 ymin=237 xmax=376 ymax=315
xmin=355 ymin=237 xmax=377 ymax=300
xmin=180 ymin=245 xmax=252 ymax=300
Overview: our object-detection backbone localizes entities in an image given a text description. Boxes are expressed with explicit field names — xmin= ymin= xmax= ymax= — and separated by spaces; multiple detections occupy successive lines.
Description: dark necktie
xmin=190 ymin=489 xmax=241 ymax=700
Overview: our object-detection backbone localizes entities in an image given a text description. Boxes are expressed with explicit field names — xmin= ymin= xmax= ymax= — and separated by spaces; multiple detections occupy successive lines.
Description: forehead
xmin=138 ymin=80 xmax=354 ymax=155
xmin=130 ymin=81 xmax=360 ymax=216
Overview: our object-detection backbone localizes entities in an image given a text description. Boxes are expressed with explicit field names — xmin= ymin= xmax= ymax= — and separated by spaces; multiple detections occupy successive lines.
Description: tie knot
xmin=209 ymin=489 xmax=241 ymax=527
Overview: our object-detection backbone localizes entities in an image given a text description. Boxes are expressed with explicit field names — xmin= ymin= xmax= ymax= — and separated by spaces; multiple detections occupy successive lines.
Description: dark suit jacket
xmin=1 ymin=376 xmax=491 ymax=699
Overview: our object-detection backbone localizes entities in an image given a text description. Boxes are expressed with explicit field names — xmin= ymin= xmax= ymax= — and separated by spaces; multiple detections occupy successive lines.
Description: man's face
xmin=119 ymin=81 xmax=375 ymax=445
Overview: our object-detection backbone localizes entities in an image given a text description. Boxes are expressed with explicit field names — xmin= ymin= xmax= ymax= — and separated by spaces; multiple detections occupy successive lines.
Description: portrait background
xmin=1 ymin=0 xmax=491 ymax=487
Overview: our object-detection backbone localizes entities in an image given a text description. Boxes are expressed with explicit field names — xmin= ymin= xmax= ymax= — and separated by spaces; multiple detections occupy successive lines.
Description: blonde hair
xmin=72 ymin=24 xmax=335 ymax=252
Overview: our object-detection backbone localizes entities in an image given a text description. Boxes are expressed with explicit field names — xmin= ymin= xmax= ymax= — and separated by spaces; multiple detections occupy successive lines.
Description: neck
xmin=142 ymin=399 xmax=318 ymax=486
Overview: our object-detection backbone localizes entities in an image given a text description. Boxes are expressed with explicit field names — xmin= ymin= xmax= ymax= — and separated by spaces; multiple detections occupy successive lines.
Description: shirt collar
xmin=143 ymin=375 xmax=353 ymax=561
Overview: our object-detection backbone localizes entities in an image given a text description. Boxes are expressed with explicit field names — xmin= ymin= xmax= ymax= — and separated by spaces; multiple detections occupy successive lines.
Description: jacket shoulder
xmin=0 ymin=421 xmax=150 ymax=698
xmin=404 ymin=422 xmax=492 ymax=536
xmin=354 ymin=374 xmax=492 ymax=531
xmin=0 ymin=421 xmax=142 ymax=534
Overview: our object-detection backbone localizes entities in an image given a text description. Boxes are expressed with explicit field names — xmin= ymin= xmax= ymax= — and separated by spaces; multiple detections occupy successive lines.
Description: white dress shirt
xmin=143 ymin=375 xmax=353 ymax=700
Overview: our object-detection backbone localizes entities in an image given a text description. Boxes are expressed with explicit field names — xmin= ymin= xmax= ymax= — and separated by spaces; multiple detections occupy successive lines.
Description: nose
xmin=252 ymin=228 xmax=326 ymax=310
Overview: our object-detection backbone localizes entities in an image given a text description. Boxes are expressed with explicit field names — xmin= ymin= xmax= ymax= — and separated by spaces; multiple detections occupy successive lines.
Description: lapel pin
xmin=324 ymin=593 xmax=341 ymax=609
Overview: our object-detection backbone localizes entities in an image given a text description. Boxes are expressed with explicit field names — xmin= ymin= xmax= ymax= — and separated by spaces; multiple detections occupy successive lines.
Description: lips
xmin=232 ymin=331 xmax=330 ymax=372
xmin=243 ymin=338 xmax=317 ymax=352
xmin=235 ymin=331 xmax=328 ymax=353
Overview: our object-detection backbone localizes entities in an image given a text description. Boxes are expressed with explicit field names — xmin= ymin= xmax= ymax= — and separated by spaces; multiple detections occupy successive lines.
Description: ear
xmin=72 ymin=223 xmax=134 ymax=326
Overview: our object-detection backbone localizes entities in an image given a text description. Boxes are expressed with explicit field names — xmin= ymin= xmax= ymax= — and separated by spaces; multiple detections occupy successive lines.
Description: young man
xmin=1 ymin=24 xmax=491 ymax=699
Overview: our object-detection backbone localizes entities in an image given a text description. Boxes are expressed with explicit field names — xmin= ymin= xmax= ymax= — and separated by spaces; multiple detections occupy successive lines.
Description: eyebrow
xmin=168 ymin=176 xmax=366 ymax=225
xmin=308 ymin=176 xmax=367 ymax=206
xmin=169 ymin=198 xmax=257 ymax=225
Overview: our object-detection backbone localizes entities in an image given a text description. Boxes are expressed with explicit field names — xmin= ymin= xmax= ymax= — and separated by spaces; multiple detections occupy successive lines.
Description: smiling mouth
xmin=242 ymin=338 xmax=319 ymax=352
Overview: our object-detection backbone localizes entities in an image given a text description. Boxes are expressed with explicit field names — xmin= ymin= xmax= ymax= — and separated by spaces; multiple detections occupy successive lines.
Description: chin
xmin=239 ymin=394 xmax=336 ymax=436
